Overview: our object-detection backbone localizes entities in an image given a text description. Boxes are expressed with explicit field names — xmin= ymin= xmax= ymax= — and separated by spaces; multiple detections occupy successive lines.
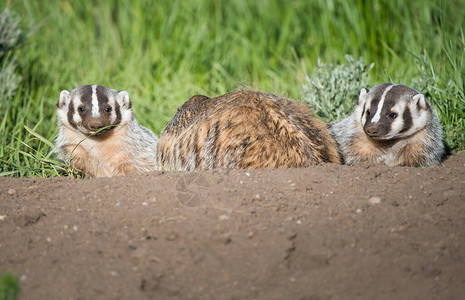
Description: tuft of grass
xmin=0 ymin=272 xmax=20 ymax=300
xmin=1 ymin=0 xmax=464 ymax=177
xmin=412 ymin=50 xmax=465 ymax=153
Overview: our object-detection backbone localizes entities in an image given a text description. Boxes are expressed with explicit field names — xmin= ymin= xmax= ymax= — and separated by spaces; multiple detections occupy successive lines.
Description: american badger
xmin=329 ymin=83 xmax=444 ymax=167
xmin=55 ymin=85 xmax=159 ymax=177
xmin=157 ymin=90 xmax=342 ymax=170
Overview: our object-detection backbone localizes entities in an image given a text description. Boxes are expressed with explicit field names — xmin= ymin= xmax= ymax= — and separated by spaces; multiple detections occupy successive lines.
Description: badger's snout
xmin=82 ymin=117 xmax=112 ymax=135
xmin=364 ymin=123 xmax=389 ymax=139
xmin=364 ymin=123 xmax=379 ymax=136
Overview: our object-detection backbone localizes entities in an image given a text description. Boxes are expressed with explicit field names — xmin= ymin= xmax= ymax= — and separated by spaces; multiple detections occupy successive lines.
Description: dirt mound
xmin=1 ymin=153 xmax=465 ymax=299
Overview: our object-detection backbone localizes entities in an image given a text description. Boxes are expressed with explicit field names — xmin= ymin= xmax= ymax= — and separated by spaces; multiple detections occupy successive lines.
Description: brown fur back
xmin=157 ymin=90 xmax=341 ymax=170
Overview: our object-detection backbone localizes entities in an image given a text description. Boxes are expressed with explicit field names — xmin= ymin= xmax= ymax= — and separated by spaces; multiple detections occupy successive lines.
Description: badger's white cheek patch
xmin=56 ymin=109 xmax=68 ymax=125
xmin=110 ymin=110 xmax=117 ymax=124
xmin=359 ymin=105 xmax=370 ymax=126
xmin=389 ymin=118 xmax=404 ymax=137
xmin=91 ymin=85 xmax=100 ymax=117
xmin=73 ymin=111 xmax=81 ymax=125
xmin=360 ymin=113 xmax=366 ymax=126
xmin=388 ymin=102 xmax=406 ymax=137
xmin=355 ymin=104 xmax=366 ymax=126
xmin=73 ymin=99 xmax=82 ymax=125
xmin=108 ymin=95 xmax=116 ymax=123
xmin=362 ymin=110 xmax=367 ymax=126
xmin=121 ymin=110 xmax=133 ymax=124
xmin=417 ymin=112 xmax=429 ymax=128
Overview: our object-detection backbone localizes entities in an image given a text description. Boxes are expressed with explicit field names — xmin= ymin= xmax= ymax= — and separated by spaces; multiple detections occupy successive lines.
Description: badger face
xmin=356 ymin=83 xmax=431 ymax=140
xmin=57 ymin=85 xmax=133 ymax=137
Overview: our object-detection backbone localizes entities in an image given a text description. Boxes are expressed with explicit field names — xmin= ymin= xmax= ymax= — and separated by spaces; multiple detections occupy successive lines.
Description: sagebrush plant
xmin=0 ymin=55 xmax=21 ymax=102
xmin=0 ymin=8 xmax=24 ymax=104
xmin=0 ymin=8 xmax=24 ymax=56
xmin=300 ymin=55 xmax=373 ymax=121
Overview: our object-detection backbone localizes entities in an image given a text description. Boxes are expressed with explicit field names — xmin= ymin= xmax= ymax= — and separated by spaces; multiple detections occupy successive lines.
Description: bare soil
xmin=1 ymin=153 xmax=465 ymax=300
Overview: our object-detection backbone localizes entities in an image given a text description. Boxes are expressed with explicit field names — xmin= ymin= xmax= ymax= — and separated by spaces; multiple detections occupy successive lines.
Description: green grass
xmin=1 ymin=0 xmax=464 ymax=177
xmin=0 ymin=272 xmax=20 ymax=300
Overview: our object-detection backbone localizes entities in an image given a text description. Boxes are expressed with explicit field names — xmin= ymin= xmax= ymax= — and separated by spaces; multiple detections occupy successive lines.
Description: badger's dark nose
xmin=364 ymin=124 xmax=379 ymax=136
xmin=86 ymin=119 xmax=103 ymax=131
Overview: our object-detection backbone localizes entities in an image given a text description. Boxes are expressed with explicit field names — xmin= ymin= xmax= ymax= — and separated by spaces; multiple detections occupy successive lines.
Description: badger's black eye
xmin=105 ymin=106 xmax=112 ymax=113
xmin=78 ymin=106 xmax=85 ymax=112
xmin=389 ymin=112 xmax=398 ymax=119
xmin=366 ymin=110 xmax=371 ymax=116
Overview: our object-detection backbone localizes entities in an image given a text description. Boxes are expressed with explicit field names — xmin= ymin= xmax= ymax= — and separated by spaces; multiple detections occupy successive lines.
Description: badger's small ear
xmin=58 ymin=90 xmax=70 ymax=108
xmin=412 ymin=93 xmax=427 ymax=110
xmin=356 ymin=88 xmax=368 ymax=106
xmin=117 ymin=91 xmax=132 ymax=109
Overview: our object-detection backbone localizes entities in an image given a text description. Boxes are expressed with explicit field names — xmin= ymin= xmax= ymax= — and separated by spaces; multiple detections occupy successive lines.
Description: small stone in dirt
xmin=247 ymin=231 xmax=254 ymax=238
xmin=288 ymin=232 xmax=297 ymax=240
xmin=389 ymin=200 xmax=400 ymax=207
xmin=21 ymin=207 xmax=45 ymax=226
xmin=443 ymin=190 xmax=459 ymax=199
xmin=131 ymin=248 xmax=147 ymax=263
xmin=8 ymin=189 xmax=16 ymax=195
xmin=368 ymin=196 xmax=382 ymax=204
xmin=219 ymin=236 xmax=232 ymax=244
xmin=219 ymin=214 xmax=229 ymax=220
xmin=166 ymin=232 xmax=179 ymax=241
xmin=0 ymin=215 xmax=6 ymax=221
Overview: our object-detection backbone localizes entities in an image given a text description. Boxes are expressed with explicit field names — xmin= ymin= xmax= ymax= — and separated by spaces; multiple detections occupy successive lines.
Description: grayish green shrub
xmin=0 ymin=8 xmax=24 ymax=57
xmin=0 ymin=56 xmax=21 ymax=101
xmin=0 ymin=8 xmax=24 ymax=102
xmin=300 ymin=55 xmax=373 ymax=121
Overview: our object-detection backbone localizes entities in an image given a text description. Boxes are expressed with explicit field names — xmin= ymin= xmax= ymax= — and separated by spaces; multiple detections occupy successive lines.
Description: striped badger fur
xmin=157 ymin=90 xmax=342 ymax=170
xmin=55 ymin=85 xmax=159 ymax=177
xmin=329 ymin=83 xmax=444 ymax=167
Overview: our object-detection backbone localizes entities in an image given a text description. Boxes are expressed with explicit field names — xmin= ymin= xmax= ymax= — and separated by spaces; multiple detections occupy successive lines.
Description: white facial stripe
xmin=371 ymin=85 xmax=395 ymax=123
xmin=73 ymin=98 xmax=81 ymax=124
xmin=109 ymin=95 xmax=117 ymax=123
xmin=355 ymin=96 xmax=366 ymax=126
xmin=91 ymin=85 xmax=100 ymax=117
xmin=360 ymin=104 xmax=367 ymax=126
